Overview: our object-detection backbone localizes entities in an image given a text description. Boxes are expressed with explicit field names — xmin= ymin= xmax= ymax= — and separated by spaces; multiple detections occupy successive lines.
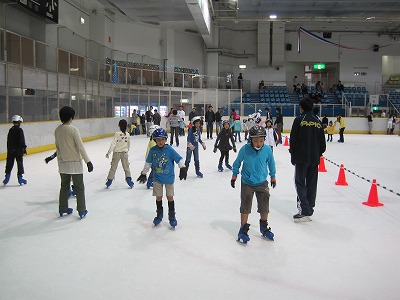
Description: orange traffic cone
xmin=362 ymin=179 xmax=384 ymax=207
xmin=318 ymin=156 xmax=327 ymax=172
xmin=335 ymin=164 xmax=348 ymax=186
xmin=283 ymin=136 xmax=289 ymax=146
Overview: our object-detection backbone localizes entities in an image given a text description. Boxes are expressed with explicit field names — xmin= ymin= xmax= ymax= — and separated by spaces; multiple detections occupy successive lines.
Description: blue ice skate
xmin=3 ymin=174 xmax=10 ymax=185
xmin=126 ymin=177 xmax=134 ymax=188
xmin=225 ymin=163 xmax=232 ymax=170
xmin=146 ymin=178 xmax=153 ymax=189
xmin=260 ymin=219 xmax=274 ymax=241
xmin=59 ymin=208 xmax=73 ymax=217
xmin=237 ymin=223 xmax=250 ymax=244
xmin=153 ymin=209 xmax=163 ymax=226
xmin=105 ymin=179 xmax=113 ymax=188
xmin=79 ymin=210 xmax=88 ymax=219
xmin=168 ymin=211 xmax=177 ymax=228
xmin=196 ymin=171 xmax=203 ymax=178
xmin=218 ymin=165 xmax=224 ymax=172
xmin=17 ymin=175 xmax=27 ymax=185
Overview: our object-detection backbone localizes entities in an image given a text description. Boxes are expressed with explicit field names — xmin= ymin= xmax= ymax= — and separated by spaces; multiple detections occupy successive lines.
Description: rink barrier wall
xmin=1 ymin=116 xmax=398 ymax=161
xmin=0 ymin=117 xmax=122 ymax=161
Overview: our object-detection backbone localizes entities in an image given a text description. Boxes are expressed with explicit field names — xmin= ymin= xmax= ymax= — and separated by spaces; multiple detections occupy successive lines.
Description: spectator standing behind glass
xmin=289 ymin=98 xmax=326 ymax=223
xmin=292 ymin=76 xmax=298 ymax=92
xmin=238 ymin=73 xmax=243 ymax=89
xmin=169 ymin=110 xmax=180 ymax=147
xmin=215 ymin=107 xmax=223 ymax=135
xmin=337 ymin=81 xmax=344 ymax=91
xmin=205 ymin=105 xmax=216 ymax=139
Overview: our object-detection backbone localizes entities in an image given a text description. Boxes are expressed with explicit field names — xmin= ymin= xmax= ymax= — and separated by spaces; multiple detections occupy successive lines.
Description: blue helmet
xmin=152 ymin=128 xmax=168 ymax=139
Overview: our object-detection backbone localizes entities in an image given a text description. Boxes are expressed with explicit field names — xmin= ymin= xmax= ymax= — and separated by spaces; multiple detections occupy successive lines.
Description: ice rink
xmin=1 ymin=132 xmax=400 ymax=300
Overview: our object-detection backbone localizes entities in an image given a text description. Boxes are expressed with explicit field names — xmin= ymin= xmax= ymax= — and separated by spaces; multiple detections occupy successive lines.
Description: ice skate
xmin=225 ymin=163 xmax=232 ymax=170
xmin=17 ymin=175 xmax=27 ymax=185
xmin=126 ymin=177 xmax=134 ymax=188
xmin=105 ymin=179 xmax=113 ymax=188
xmin=3 ymin=174 xmax=10 ymax=185
xmin=59 ymin=208 xmax=73 ymax=217
xmin=168 ymin=211 xmax=177 ymax=228
xmin=260 ymin=219 xmax=274 ymax=241
xmin=293 ymin=213 xmax=312 ymax=223
xmin=196 ymin=171 xmax=203 ymax=178
xmin=79 ymin=210 xmax=88 ymax=219
xmin=153 ymin=209 xmax=163 ymax=226
xmin=218 ymin=164 xmax=223 ymax=172
xmin=237 ymin=223 xmax=250 ymax=244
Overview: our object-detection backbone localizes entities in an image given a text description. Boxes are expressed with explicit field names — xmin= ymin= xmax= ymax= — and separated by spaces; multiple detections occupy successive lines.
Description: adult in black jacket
xmin=205 ymin=105 xmax=216 ymax=139
xmin=289 ymin=97 xmax=326 ymax=222
xmin=274 ymin=107 xmax=283 ymax=144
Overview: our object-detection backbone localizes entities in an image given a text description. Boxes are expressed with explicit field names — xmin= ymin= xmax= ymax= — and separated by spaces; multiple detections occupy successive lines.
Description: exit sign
xmin=313 ymin=64 xmax=326 ymax=70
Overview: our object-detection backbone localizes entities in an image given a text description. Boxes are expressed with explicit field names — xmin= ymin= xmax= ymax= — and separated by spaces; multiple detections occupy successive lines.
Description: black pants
xmin=294 ymin=163 xmax=319 ymax=216
xmin=218 ymin=150 xmax=229 ymax=166
xmin=339 ymin=127 xmax=345 ymax=142
xmin=206 ymin=122 xmax=214 ymax=138
xmin=5 ymin=150 xmax=24 ymax=175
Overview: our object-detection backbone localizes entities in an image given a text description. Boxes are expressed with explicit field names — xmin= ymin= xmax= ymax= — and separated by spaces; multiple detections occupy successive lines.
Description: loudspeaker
xmin=323 ymin=32 xmax=332 ymax=39
xmin=286 ymin=43 xmax=292 ymax=51
xmin=373 ymin=44 xmax=379 ymax=52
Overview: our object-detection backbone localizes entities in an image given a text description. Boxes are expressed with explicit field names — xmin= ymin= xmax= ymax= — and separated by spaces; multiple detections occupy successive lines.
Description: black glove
xmin=233 ymin=146 xmax=237 ymax=153
xmin=270 ymin=178 xmax=276 ymax=188
xmin=179 ymin=167 xmax=187 ymax=180
xmin=87 ymin=161 xmax=93 ymax=172
xmin=231 ymin=176 xmax=237 ymax=188
xmin=213 ymin=147 xmax=217 ymax=153
xmin=137 ymin=174 xmax=147 ymax=184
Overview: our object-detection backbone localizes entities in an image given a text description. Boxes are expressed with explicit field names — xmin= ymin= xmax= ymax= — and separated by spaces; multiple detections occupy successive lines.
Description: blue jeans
xmin=185 ymin=146 xmax=200 ymax=173
xmin=206 ymin=122 xmax=214 ymax=138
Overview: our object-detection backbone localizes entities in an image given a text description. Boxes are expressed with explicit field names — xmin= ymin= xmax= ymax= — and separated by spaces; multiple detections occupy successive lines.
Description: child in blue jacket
xmin=185 ymin=116 xmax=206 ymax=178
xmin=137 ymin=128 xmax=187 ymax=228
xmin=230 ymin=115 xmax=242 ymax=142
xmin=231 ymin=125 xmax=276 ymax=243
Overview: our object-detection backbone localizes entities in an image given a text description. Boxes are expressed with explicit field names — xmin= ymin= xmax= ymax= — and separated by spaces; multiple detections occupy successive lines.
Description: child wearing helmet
xmin=230 ymin=115 xmax=242 ymax=143
xmin=137 ymin=128 xmax=187 ymax=228
xmin=231 ymin=125 xmax=277 ymax=243
xmin=185 ymin=116 xmax=206 ymax=178
xmin=105 ymin=119 xmax=133 ymax=189
xmin=3 ymin=115 xmax=27 ymax=186
xmin=213 ymin=120 xmax=237 ymax=172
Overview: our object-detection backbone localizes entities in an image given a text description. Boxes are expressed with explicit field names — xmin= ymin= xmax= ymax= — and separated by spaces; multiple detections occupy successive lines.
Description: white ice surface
xmin=1 ymin=133 xmax=400 ymax=300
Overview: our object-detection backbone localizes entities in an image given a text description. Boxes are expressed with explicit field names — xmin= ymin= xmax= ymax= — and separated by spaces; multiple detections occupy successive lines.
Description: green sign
xmin=313 ymin=64 xmax=326 ymax=70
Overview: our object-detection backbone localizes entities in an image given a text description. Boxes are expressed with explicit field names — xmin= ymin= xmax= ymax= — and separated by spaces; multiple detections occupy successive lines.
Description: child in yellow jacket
xmin=326 ymin=120 xmax=336 ymax=142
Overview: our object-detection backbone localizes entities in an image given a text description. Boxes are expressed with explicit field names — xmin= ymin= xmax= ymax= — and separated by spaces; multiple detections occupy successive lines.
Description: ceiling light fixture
xmin=239 ymin=65 xmax=247 ymax=69
xmin=366 ymin=17 xmax=375 ymax=20
xmin=270 ymin=15 xmax=277 ymax=19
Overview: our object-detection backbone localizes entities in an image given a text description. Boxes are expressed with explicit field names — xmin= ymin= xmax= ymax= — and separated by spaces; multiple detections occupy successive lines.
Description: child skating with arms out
xmin=137 ymin=128 xmax=187 ymax=228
